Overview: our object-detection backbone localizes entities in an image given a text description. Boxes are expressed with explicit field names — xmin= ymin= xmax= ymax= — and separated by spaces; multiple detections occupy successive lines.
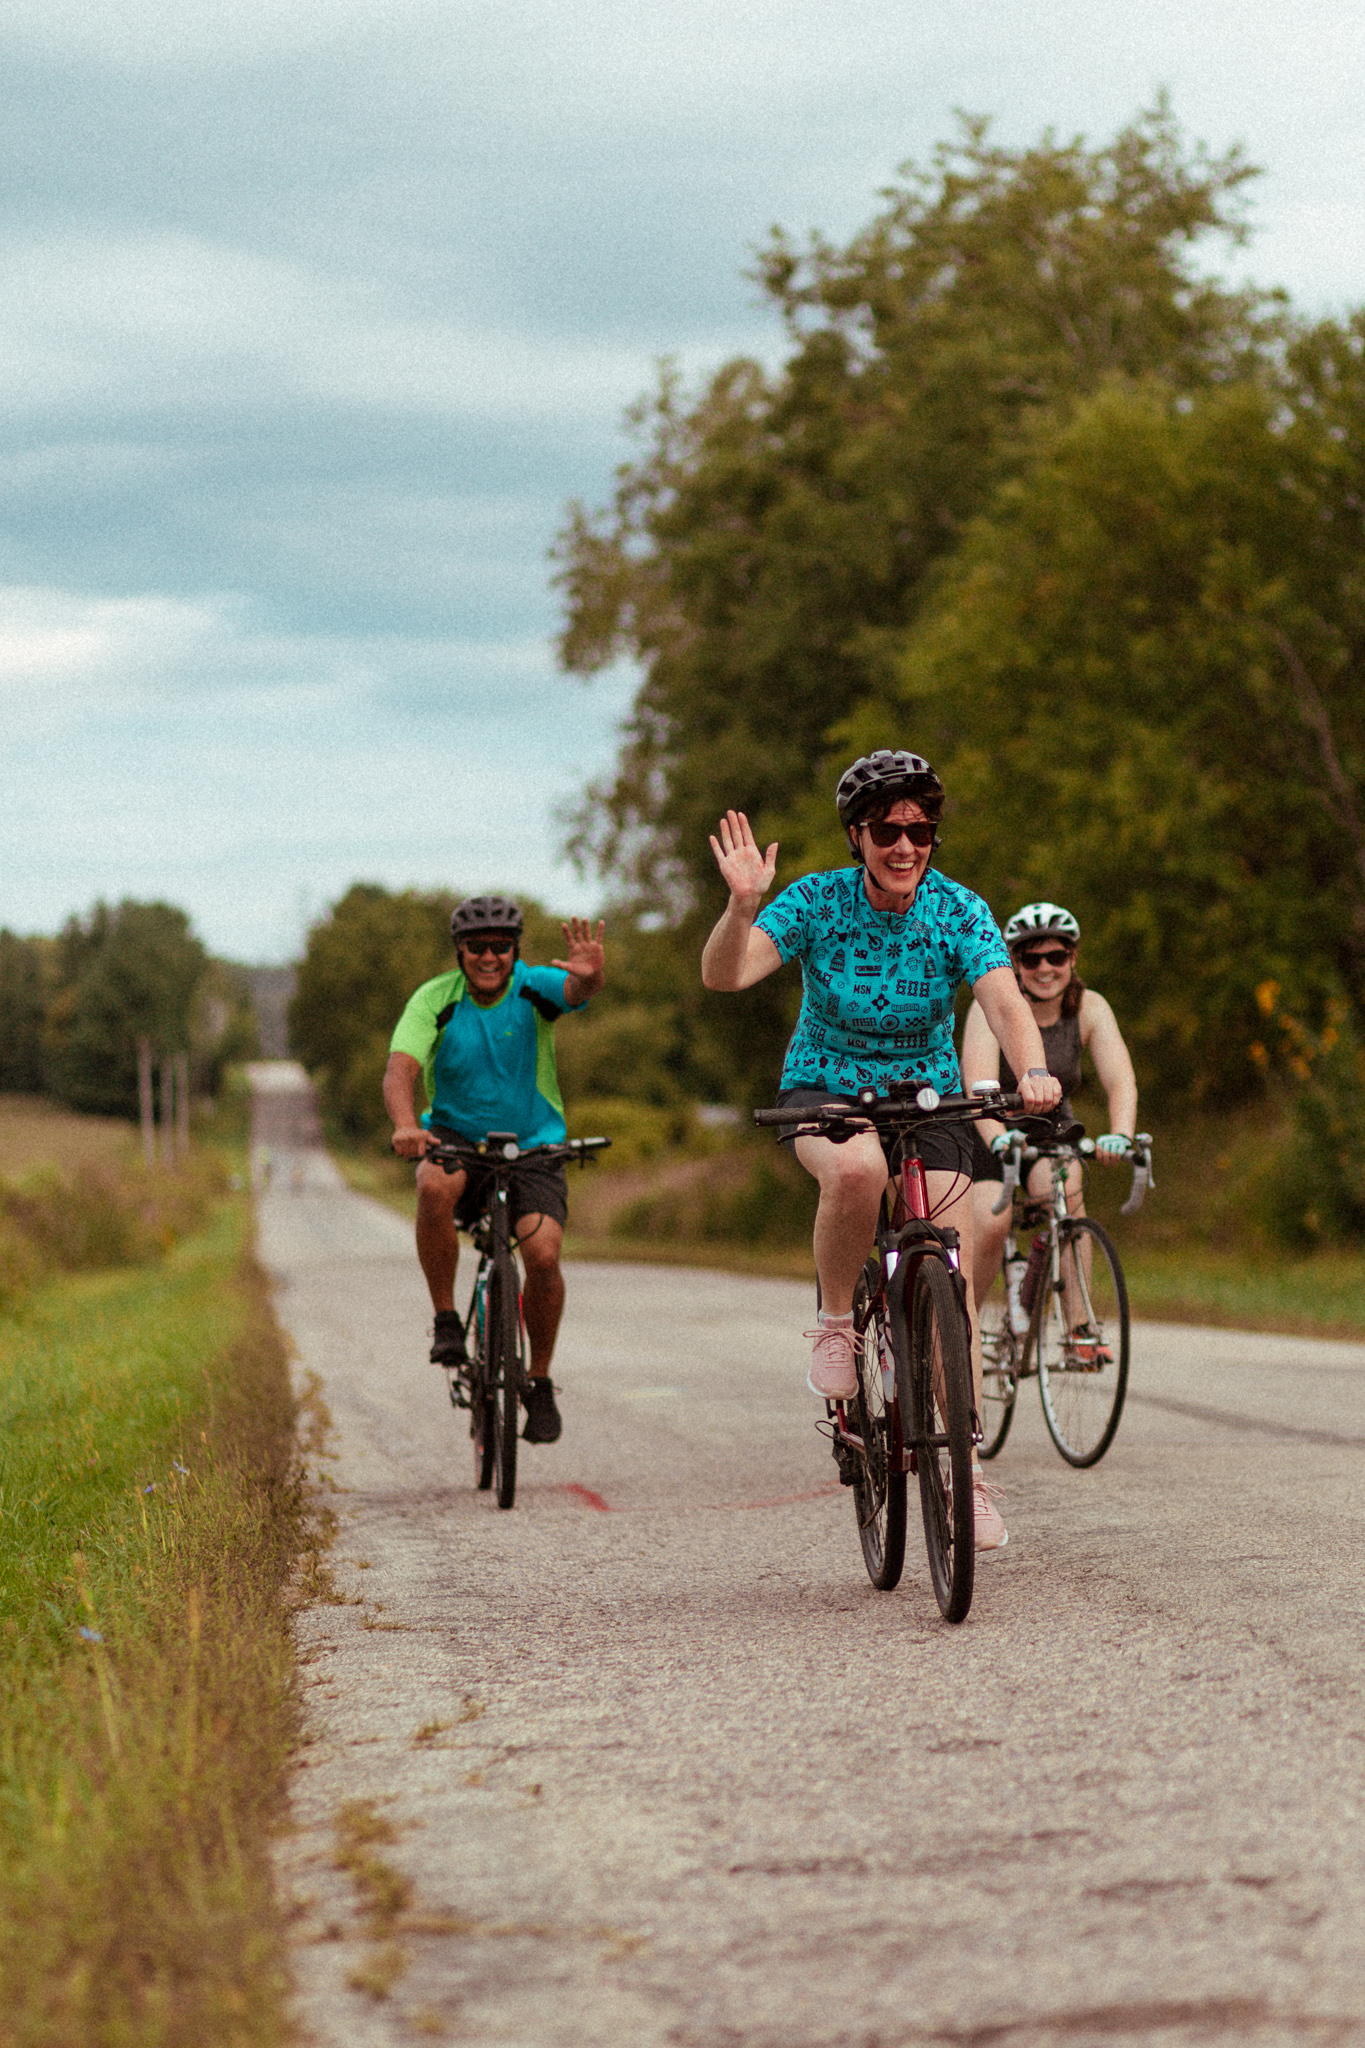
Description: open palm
xmin=709 ymin=810 xmax=778 ymax=903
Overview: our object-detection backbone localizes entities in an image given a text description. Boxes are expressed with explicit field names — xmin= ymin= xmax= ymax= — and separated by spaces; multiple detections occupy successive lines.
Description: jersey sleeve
xmin=951 ymin=892 xmax=1012 ymax=986
xmin=522 ymin=964 xmax=576 ymax=1014
xmin=389 ymin=975 xmax=449 ymax=1062
xmin=754 ymin=878 xmax=815 ymax=964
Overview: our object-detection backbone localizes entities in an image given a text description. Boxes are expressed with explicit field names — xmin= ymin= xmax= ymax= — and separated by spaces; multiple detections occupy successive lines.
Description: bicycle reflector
xmin=916 ymin=1086 xmax=940 ymax=1111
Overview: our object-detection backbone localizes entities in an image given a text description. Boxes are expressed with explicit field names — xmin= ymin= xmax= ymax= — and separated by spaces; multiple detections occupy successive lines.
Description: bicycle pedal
xmin=832 ymin=1440 xmax=860 ymax=1487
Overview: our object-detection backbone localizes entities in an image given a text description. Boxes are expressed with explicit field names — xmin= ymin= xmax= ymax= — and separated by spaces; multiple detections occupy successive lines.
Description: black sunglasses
xmin=462 ymin=937 xmax=515 ymax=958
xmin=1016 ymin=946 xmax=1074 ymax=968
xmin=862 ymin=818 xmax=936 ymax=849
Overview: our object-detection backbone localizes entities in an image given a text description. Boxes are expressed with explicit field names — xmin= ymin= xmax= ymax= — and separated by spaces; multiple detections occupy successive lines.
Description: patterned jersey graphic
xmin=755 ymin=867 xmax=1009 ymax=1096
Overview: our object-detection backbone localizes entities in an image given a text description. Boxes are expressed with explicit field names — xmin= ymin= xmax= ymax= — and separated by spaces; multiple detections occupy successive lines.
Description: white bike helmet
xmin=1003 ymin=902 xmax=1080 ymax=950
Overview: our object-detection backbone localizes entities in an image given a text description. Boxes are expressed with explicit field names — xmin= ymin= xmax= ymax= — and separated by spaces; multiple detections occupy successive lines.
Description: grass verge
xmin=0 ymin=1192 xmax=311 ymax=2046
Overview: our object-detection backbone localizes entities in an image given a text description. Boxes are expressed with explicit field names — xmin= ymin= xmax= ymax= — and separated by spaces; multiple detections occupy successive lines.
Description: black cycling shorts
xmin=427 ymin=1126 xmax=569 ymax=1230
xmin=774 ymin=1087 xmax=975 ymax=1182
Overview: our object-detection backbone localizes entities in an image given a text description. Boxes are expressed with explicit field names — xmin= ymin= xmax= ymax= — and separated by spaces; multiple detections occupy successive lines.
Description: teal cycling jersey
xmin=389 ymin=960 xmax=582 ymax=1150
xmin=755 ymin=866 xmax=1010 ymax=1097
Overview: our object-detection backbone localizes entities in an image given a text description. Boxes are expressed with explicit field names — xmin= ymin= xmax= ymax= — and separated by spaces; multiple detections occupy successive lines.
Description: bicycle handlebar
xmin=1120 ymin=1133 xmax=1154 ymax=1216
xmin=426 ymin=1133 xmax=611 ymax=1174
xmin=989 ymin=1127 xmax=1155 ymax=1216
xmin=752 ymin=1085 xmax=1026 ymax=1133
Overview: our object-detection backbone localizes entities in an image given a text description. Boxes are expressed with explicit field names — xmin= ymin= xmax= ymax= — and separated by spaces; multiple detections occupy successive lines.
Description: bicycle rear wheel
xmin=489 ymin=1251 xmax=523 ymax=1510
xmin=896 ymin=1256 xmax=975 ymax=1623
xmin=1029 ymin=1217 xmax=1129 ymax=1467
xmin=851 ymin=1269 xmax=907 ymax=1591
xmin=976 ymin=1260 xmax=1019 ymax=1460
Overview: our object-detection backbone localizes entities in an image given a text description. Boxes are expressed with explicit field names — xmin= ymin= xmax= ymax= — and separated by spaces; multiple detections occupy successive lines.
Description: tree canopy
xmin=553 ymin=104 xmax=1365 ymax=1112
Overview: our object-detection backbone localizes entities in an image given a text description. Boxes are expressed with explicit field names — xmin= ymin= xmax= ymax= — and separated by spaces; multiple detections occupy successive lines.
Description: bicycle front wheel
xmin=1028 ymin=1217 xmax=1129 ymax=1467
xmin=896 ymin=1256 xmax=975 ymax=1624
xmin=976 ymin=1259 xmax=1019 ymax=1461
xmin=488 ymin=1253 xmax=523 ymax=1510
xmin=469 ymin=1273 xmax=495 ymax=1491
xmin=851 ymin=1268 xmax=907 ymax=1591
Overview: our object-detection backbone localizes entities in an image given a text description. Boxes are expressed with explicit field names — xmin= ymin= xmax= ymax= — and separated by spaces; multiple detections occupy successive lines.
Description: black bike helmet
xmin=450 ymin=894 xmax=524 ymax=943
xmin=835 ymin=749 xmax=945 ymax=828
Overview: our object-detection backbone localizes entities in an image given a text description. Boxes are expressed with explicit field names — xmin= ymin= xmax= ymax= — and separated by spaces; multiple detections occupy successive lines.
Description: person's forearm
xmin=565 ymin=967 xmax=604 ymax=1005
xmin=701 ymin=895 xmax=761 ymax=990
xmin=383 ymin=1059 xmax=419 ymax=1131
xmin=1107 ymin=1078 xmax=1138 ymax=1138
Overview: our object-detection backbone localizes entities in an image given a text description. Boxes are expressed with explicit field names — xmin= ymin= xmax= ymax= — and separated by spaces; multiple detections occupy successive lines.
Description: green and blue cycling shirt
xmin=755 ymin=866 xmax=1010 ymax=1096
xmin=389 ymin=960 xmax=583 ymax=1151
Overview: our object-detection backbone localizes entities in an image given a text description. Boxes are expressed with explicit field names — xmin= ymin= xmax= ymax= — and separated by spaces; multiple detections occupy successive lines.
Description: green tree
xmin=0 ymin=931 xmax=47 ymax=1093
xmin=46 ymin=902 xmax=209 ymax=1117
xmin=288 ymin=885 xmax=460 ymax=1142
xmin=555 ymin=105 xmax=1274 ymax=1099
xmin=827 ymin=373 xmax=1365 ymax=1105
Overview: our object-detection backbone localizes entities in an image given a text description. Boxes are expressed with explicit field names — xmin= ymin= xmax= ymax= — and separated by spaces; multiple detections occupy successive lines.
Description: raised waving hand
xmin=552 ymin=916 xmax=606 ymax=1002
xmin=709 ymin=810 xmax=778 ymax=907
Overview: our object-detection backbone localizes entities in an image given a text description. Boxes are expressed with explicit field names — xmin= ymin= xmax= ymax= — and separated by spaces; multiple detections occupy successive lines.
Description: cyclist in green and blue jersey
xmin=383 ymin=894 xmax=605 ymax=1445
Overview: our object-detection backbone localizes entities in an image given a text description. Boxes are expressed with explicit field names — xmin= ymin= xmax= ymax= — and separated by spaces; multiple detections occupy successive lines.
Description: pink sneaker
xmin=805 ymin=1318 xmax=858 ymax=1399
xmin=972 ymin=1472 xmax=1009 ymax=1552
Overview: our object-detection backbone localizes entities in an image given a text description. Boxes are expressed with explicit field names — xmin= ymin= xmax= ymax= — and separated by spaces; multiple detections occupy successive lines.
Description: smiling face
xmin=853 ymin=796 xmax=935 ymax=909
xmin=1011 ymin=938 xmax=1076 ymax=1007
xmin=458 ymin=932 xmax=517 ymax=1001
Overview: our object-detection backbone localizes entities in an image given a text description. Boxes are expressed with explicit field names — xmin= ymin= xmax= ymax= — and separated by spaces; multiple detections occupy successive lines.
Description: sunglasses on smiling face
xmin=861 ymin=818 xmax=937 ymax=850
xmin=462 ymin=937 xmax=515 ymax=959
xmin=1015 ymin=946 xmax=1074 ymax=969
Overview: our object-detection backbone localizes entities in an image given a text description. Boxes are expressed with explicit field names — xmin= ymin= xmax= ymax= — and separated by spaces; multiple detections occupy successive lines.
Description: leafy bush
xmin=1259 ymin=1007 xmax=1365 ymax=1248
xmin=0 ymin=1155 xmax=225 ymax=1311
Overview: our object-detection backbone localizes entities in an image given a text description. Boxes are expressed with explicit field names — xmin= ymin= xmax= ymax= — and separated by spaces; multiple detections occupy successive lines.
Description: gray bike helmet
xmin=835 ymin=750 xmax=945 ymax=829
xmin=1003 ymin=901 xmax=1081 ymax=950
xmin=450 ymin=894 xmax=524 ymax=942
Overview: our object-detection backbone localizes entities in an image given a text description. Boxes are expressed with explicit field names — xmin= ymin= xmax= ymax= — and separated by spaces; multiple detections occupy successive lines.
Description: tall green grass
xmin=0 ymin=1196 xmax=308 ymax=2046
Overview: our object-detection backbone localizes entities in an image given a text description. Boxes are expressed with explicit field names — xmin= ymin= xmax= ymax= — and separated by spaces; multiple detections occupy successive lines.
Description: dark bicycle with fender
xmin=426 ymin=1131 xmax=610 ymax=1509
xmin=754 ymin=1081 xmax=1027 ymax=1624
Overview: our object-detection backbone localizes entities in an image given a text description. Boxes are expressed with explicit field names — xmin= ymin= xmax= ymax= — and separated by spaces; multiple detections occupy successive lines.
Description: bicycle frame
xmin=835 ymin=1142 xmax=972 ymax=1477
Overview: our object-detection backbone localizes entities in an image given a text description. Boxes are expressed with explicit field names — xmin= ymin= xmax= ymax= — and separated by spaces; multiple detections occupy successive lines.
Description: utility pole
xmin=138 ymin=1038 xmax=155 ymax=1168
xmin=160 ymin=1054 xmax=174 ymax=1166
xmin=176 ymin=1050 xmax=190 ymax=1159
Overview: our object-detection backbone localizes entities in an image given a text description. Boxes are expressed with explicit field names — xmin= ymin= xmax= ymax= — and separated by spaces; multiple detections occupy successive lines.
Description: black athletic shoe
xmin=522 ymin=1377 xmax=562 ymax=1443
xmin=429 ymin=1309 xmax=468 ymax=1367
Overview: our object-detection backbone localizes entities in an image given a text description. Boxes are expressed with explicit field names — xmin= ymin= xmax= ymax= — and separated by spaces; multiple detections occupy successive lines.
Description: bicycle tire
xmin=895 ymin=1255 xmax=975 ymax=1623
xmin=490 ymin=1250 xmax=523 ymax=1510
xmin=1029 ymin=1217 xmax=1129 ymax=1468
xmin=850 ymin=1268 xmax=907 ymax=1591
xmin=976 ymin=1260 xmax=1019 ymax=1461
xmin=468 ymin=1273 xmax=495 ymax=1490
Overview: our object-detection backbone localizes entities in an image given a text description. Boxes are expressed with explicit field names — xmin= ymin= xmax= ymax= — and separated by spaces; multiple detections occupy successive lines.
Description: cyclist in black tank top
xmin=959 ymin=902 xmax=1137 ymax=1318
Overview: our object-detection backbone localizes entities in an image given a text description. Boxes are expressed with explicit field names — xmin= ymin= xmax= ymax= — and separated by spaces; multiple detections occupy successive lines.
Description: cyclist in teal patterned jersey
xmin=384 ymin=894 xmax=605 ymax=1445
xmin=702 ymin=751 xmax=1060 ymax=1552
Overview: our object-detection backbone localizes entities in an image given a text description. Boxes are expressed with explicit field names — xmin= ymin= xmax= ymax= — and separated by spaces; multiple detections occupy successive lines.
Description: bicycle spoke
xmin=1030 ymin=1218 xmax=1130 ymax=1466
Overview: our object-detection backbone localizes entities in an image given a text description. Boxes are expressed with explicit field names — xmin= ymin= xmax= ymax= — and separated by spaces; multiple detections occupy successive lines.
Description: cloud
xmin=0 ymin=585 xmax=633 ymax=957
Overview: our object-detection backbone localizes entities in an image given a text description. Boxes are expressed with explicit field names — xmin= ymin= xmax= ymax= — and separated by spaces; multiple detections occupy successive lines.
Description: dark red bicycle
xmin=755 ymin=1083 xmax=1025 ymax=1623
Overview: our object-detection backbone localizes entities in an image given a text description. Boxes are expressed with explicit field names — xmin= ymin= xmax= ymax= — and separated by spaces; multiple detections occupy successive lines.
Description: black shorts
xmin=774 ymin=1087 xmax=975 ymax=1182
xmin=427 ymin=1126 xmax=569 ymax=1229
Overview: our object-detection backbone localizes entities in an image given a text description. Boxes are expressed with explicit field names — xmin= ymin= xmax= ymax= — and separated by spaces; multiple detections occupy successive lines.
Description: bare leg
xmin=516 ymin=1214 xmax=565 ymax=1376
xmin=792 ymin=1130 xmax=888 ymax=1315
xmin=971 ymin=1181 xmax=1011 ymax=1305
xmin=415 ymin=1159 xmax=466 ymax=1311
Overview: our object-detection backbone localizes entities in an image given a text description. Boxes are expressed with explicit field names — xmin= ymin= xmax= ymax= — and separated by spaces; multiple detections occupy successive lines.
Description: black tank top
xmin=1000 ymin=1011 xmax=1083 ymax=1117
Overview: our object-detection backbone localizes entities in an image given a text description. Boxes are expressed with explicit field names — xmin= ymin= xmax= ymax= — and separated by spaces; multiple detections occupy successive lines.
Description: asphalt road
xmin=252 ymin=1064 xmax=1365 ymax=2048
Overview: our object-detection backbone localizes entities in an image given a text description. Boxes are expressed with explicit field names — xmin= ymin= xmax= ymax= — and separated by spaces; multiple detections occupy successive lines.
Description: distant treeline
xmin=0 ymin=901 xmax=257 ymax=1118
xmin=554 ymin=103 xmax=1365 ymax=1121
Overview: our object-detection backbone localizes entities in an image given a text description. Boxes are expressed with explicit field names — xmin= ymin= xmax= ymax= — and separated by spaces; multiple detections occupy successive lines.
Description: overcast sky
xmin=3 ymin=0 xmax=1362 ymax=961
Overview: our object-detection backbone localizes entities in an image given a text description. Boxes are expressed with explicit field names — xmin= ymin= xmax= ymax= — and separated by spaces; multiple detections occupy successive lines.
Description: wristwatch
xmin=1025 ymin=1067 xmax=1050 ymax=1078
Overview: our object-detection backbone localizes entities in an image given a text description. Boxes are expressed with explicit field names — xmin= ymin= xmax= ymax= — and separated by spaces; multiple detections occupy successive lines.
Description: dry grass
xmin=0 ymin=1095 xmax=139 ymax=1178
xmin=0 ymin=1179 xmax=310 ymax=2045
